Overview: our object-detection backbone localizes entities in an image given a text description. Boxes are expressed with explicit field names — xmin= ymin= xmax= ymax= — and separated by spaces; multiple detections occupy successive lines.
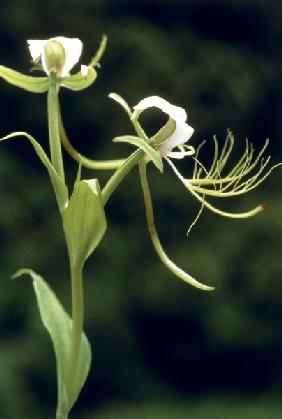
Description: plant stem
xmin=47 ymin=74 xmax=65 ymax=180
xmin=101 ymin=148 xmax=144 ymax=206
xmin=67 ymin=263 xmax=84 ymax=399
xmin=56 ymin=412 xmax=68 ymax=419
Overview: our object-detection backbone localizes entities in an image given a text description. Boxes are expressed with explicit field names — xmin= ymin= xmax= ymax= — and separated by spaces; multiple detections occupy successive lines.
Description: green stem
xmin=48 ymin=74 xmax=65 ymax=180
xmin=67 ymin=263 xmax=84 ymax=399
xmin=101 ymin=148 xmax=144 ymax=206
xmin=56 ymin=412 xmax=68 ymax=419
xmin=100 ymin=119 xmax=163 ymax=205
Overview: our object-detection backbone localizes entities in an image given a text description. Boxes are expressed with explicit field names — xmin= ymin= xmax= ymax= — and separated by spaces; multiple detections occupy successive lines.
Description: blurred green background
xmin=0 ymin=0 xmax=281 ymax=418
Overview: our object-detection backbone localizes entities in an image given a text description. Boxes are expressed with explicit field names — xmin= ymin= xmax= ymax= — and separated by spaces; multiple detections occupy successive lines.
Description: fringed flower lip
xmin=132 ymin=96 xmax=195 ymax=158
xmin=27 ymin=37 xmax=83 ymax=77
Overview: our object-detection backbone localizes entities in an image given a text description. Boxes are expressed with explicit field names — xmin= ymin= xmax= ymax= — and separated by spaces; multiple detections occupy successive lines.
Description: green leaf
xmin=60 ymin=66 xmax=97 ymax=91
xmin=13 ymin=269 xmax=91 ymax=416
xmin=108 ymin=92 xmax=132 ymax=117
xmin=113 ymin=135 xmax=163 ymax=173
xmin=63 ymin=179 xmax=107 ymax=267
xmin=0 ymin=131 xmax=68 ymax=212
xmin=0 ymin=65 xmax=48 ymax=93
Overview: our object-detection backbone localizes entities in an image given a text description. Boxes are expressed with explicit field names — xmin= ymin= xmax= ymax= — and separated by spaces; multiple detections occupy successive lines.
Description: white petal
xmin=158 ymin=122 xmax=194 ymax=156
xmin=54 ymin=37 xmax=83 ymax=76
xmin=80 ymin=64 xmax=89 ymax=77
xmin=167 ymin=145 xmax=195 ymax=159
xmin=27 ymin=36 xmax=83 ymax=76
xmin=133 ymin=95 xmax=194 ymax=158
xmin=167 ymin=151 xmax=188 ymax=159
xmin=133 ymin=96 xmax=187 ymax=122
xmin=27 ymin=39 xmax=48 ymax=61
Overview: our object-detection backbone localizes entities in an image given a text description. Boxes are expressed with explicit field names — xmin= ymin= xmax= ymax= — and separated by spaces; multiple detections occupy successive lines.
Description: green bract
xmin=63 ymin=179 xmax=107 ymax=268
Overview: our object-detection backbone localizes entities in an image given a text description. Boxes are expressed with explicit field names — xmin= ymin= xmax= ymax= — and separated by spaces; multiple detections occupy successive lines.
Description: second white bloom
xmin=132 ymin=96 xmax=195 ymax=158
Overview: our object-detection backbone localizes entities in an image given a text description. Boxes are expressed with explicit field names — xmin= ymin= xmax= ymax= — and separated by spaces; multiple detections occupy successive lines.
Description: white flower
xmin=27 ymin=36 xmax=83 ymax=77
xmin=132 ymin=96 xmax=195 ymax=158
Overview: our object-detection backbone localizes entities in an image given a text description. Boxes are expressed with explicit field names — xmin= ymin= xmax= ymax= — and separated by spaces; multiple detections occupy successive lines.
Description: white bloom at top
xmin=132 ymin=96 xmax=194 ymax=158
xmin=27 ymin=36 xmax=83 ymax=77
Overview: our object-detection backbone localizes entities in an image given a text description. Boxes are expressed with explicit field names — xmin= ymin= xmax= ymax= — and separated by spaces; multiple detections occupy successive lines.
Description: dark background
xmin=0 ymin=1 xmax=281 ymax=418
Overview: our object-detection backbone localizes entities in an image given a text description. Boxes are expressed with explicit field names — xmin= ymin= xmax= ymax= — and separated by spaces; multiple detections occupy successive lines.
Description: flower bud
xmin=42 ymin=40 xmax=66 ymax=76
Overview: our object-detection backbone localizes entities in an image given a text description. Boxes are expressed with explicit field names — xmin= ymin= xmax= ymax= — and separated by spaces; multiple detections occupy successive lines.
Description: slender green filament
xmin=167 ymin=131 xmax=281 ymax=219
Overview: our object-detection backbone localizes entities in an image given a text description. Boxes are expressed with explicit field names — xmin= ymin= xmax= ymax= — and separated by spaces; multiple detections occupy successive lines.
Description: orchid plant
xmin=0 ymin=35 xmax=280 ymax=418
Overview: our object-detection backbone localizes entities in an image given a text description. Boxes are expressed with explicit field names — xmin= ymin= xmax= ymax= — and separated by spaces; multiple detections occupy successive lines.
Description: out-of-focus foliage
xmin=95 ymin=396 xmax=282 ymax=419
xmin=0 ymin=0 xmax=281 ymax=417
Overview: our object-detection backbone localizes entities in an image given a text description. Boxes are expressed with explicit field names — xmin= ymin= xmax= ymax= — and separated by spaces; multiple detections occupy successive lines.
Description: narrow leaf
xmin=13 ymin=269 xmax=91 ymax=416
xmin=114 ymin=135 xmax=163 ymax=172
xmin=63 ymin=179 xmax=107 ymax=267
xmin=0 ymin=131 xmax=68 ymax=212
xmin=0 ymin=65 xmax=48 ymax=93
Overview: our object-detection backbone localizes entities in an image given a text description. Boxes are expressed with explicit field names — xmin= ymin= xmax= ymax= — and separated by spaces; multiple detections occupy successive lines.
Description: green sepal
xmin=60 ymin=67 xmax=97 ymax=91
xmin=150 ymin=117 xmax=176 ymax=144
xmin=0 ymin=131 xmax=68 ymax=213
xmin=89 ymin=34 xmax=108 ymax=68
xmin=0 ymin=65 xmax=48 ymax=93
xmin=63 ymin=179 xmax=107 ymax=267
xmin=113 ymin=135 xmax=163 ymax=173
xmin=108 ymin=92 xmax=132 ymax=117
xmin=12 ymin=269 xmax=91 ymax=416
